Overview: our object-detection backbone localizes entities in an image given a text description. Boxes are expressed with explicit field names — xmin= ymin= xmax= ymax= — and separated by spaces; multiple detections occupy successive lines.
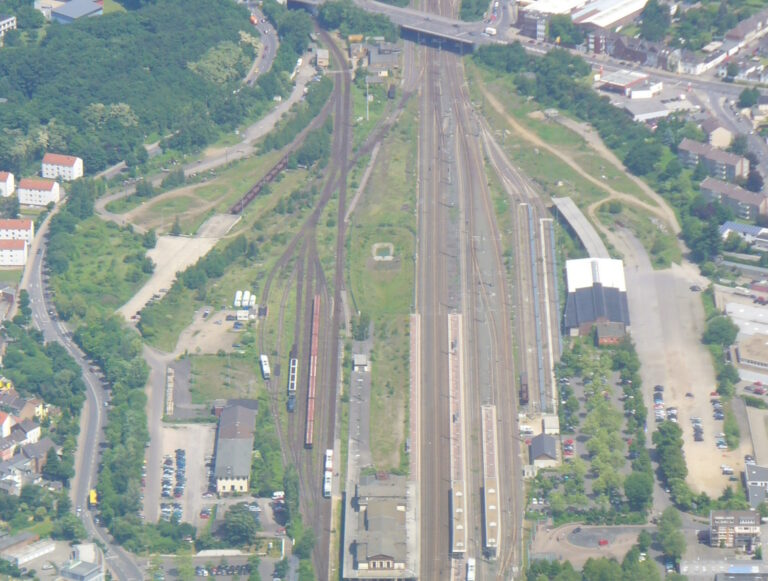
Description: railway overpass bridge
xmin=288 ymin=0 xmax=493 ymax=50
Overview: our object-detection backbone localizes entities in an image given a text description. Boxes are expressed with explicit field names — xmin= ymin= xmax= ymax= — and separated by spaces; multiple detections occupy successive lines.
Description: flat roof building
xmin=745 ymin=464 xmax=768 ymax=508
xmin=710 ymin=510 xmax=760 ymax=549
xmin=51 ymin=0 xmax=102 ymax=23
xmin=344 ymin=474 xmax=413 ymax=580
xmin=736 ymin=334 xmax=768 ymax=370
xmin=572 ymin=0 xmax=648 ymax=30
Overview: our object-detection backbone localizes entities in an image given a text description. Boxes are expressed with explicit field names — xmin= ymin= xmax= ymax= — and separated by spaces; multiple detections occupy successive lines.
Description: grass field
xmin=351 ymin=79 xmax=389 ymax=152
xmin=127 ymin=149 xmax=286 ymax=234
xmin=51 ymin=218 xmax=151 ymax=324
xmin=346 ymin=100 xmax=418 ymax=472
xmin=188 ymin=354 xmax=260 ymax=403
xmin=0 ymin=270 xmax=22 ymax=286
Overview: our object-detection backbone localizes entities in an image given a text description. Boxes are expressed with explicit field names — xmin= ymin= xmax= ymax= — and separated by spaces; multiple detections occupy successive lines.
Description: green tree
xmin=658 ymin=507 xmax=686 ymax=559
xmin=739 ymin=87 xmax=760 ymax=108
xmin=223 ymin=504 xmax=258 ymax=547
xmin=703 ymin=316 xmax=738 ymax=347
xmin=51 ymin=513 xmax=87 ymax=541
xmin=175 ymin=554 xmax=195 ymax=581
xmin=640 ymin=0 xmax=670 ymax=41
xmin=637 ymin=530 xmax=652 ymax=552
xmin=547 ymin=15 xmax=584 ymax=46
xmin=746 ymin=169 xmax=764 ymax=193
xmin=171 ymin=217 xmax=182 ymax=236
xmin=624 ymin=471 xmax=653 ymax=511
xmin=582 ymin=557 xmax=623 ymax=581
xmin=142 ymin=229 xmax=157 ymax=249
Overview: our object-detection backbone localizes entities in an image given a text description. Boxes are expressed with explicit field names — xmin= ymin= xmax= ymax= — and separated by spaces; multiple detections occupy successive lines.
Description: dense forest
xmin=0 ymin=0 xmax=311 ymax=175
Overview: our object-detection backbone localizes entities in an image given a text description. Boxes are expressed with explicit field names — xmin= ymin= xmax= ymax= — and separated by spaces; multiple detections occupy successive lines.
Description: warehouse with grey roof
xmin=564 ymin=257 xmax=629 ymax=337
xmin=213 ymin=403 xmax=257 ymax=494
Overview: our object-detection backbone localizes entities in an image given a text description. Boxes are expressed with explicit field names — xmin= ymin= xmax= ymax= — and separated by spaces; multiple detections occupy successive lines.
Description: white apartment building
xmin=0 ymin=240 xmax=27 ymax=267
xmin=0 ymin=172 xmax=13 ymax=197
xmin=17 ymin=179 xmax=60 ymax=207
xmin=41 ymin=153 xmax=83 ymax=181
xmin=0 ymin=15 xmax=17 ymax=38
xmin=0 ymin=220 xmax=34 ymax=244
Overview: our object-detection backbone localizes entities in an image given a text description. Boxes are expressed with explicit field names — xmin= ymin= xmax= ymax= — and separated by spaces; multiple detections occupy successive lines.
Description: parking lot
xmin=144 ymin=424 xmax=216 ymax=527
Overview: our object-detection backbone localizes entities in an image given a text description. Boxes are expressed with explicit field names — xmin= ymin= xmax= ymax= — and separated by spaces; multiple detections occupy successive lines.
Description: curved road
xmin=25 ymin=229 xmax=143 ymax=581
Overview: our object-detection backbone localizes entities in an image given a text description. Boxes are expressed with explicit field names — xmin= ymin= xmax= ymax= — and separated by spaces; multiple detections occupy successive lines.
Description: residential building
xmin=41 ymin=152 xmax=83 ymax=181
xmin=51 ymin=0 xmax=101 ymax=23
xmin=0 ymin=412 xmax=13 ymax=438
xmin=0 ymin=15 xmax=16 ymax=40
xmin=529 ymin=433 xmax=558 ymax=468
xmin=0 ymin=455 xmax=36 ymax=495
xmin=344 ymin=474 xmax=412 ymax=579
xmin=745 ymin=464 xmax=768 ymax=508
xmin=678 ymin=138 xmax=750 ymax=182
xmin=719 ymin=222 xmax=768 ymax=252
xmin=17 ymin=178 xmax=60 ymax=206
xmin=701 ymin=118 xmax=734 ymax=149
xmin=0 ymin=219 xmax=34 ymax=244
xmin=0 ymin=172 xmax=14 ymax=197
xmin=213 ymin=403 xmax=257 ymax=494
xmin=20 ymin=437 xmax=55 ymax=472
xmin=710 ymin=510 xmax=761 ymax=548
xmin=11 ymin=419 xmax=40 ymax=445
xmin=316 ymin=48 xmax=329 ymax=68
xmin=700 ymin=177 xmax=768 ymax=221
xmin=0 ymin=240 xmax=27 ymax=267
xmin=564 ymin=258 xmax=630 ymax=336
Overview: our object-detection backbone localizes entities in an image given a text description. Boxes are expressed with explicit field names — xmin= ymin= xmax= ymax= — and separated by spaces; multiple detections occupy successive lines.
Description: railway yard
xmin=61 ymin=0 xmax=759 ymax=577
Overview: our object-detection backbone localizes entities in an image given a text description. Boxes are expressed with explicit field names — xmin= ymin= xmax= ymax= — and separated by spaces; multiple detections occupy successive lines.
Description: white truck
xmin=234 ymin=290 xmax=243 ymax=308
xmin=242 ymin=290 xmax=251 ymax=309
xmin=484 ymin=26 xmax=497 ymax=36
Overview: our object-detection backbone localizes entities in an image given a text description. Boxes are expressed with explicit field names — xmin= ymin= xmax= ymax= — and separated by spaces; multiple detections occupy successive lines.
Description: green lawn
xmin=346 ymin=100 xmax=418 ymax=472
xmin=51 ymin=218 xmax=151 ymax=323
xmin=0 ymin=270 xmax=22 ymax=286
xmin=103 ymin=0 xmax=126 ymax=12
xmin=189 ymin=353 xmax=260 ymax=403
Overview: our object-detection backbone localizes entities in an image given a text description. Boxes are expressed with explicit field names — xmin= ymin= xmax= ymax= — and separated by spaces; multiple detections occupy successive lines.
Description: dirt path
xmin=480 ymin=87 xmax=680 ymax=235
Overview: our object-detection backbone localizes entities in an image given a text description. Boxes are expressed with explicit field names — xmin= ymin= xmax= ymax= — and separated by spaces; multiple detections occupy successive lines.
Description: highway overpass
xmin=288 ymin=0 xmax=493 ymax=49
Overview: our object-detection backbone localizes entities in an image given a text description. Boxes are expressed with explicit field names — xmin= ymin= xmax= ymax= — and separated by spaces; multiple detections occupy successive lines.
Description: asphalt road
xmin=244 ymin=3 xmax=278 ymax=83
xmin=25 ymin=234 xmax=143 ymax=580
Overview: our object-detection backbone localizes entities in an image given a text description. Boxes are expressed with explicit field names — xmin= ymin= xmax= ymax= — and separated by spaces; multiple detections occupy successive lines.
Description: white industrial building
xmin=17 ymin=178 xmax=60 ymax=206
xmin=0 ymin=240 xmax=28 ymax=267
xmin=41 ymin=152 xmax=83 ymax=181
xmin=0 ymin=172 xmax=14 ymax=197
xmin=572 ymin=0 xmax=648 ymax=30
xmin=0 ymin=219 xmax=34 ymax=244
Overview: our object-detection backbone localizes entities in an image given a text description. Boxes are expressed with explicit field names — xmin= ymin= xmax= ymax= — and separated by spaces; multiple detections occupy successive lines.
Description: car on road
xmin=690 ymin=285 xmax=702 ymax=291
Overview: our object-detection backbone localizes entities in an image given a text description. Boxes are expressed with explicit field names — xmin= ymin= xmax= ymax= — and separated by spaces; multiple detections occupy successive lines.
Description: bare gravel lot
xmin=615 ymin=230 xmax=744 ymax=496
